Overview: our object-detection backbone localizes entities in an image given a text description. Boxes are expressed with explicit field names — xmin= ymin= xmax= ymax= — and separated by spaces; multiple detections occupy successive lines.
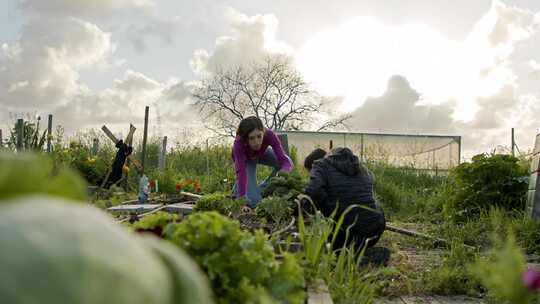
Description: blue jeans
xmin=233 ymin=147 xmax=289 ymax=207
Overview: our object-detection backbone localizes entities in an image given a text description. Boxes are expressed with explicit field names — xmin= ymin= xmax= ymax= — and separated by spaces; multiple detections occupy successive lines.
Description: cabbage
xmin=0 ymin=196 xmax=213 ymax=304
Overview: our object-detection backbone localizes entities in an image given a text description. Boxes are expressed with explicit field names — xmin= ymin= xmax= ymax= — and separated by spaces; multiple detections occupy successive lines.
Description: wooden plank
xmin=101 ymin=125 xmax=118 ymax=143
xmin=165 ymin=203 xmax=193 ymax=215
xmin=307 ymin=279 xmax=333 ymax=304
xmin=108 ymin=204 xmax=161 ymax=214
xmin=101 ymin=125 xmax=142 ymax=171
xmin=531 ymin=154 xmax=540 ymax=174
xmin=179 ymin=191 xmax=202 ymax=200
xmin=529 ymin=172 xmax=538 ymax=190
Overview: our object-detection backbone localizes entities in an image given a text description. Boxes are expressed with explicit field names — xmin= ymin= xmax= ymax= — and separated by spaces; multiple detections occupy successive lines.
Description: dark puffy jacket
xmin=304 ymin=147 xmax=385 ymax=249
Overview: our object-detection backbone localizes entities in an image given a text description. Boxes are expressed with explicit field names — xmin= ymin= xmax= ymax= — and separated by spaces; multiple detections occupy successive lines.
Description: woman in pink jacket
xmin=232 ymin=116 xmax=293 ymax=208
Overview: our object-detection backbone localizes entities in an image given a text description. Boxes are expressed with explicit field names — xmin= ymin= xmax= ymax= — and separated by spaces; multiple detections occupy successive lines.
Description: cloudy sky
xmin=1 ymin=0 xmax=539 ymax=156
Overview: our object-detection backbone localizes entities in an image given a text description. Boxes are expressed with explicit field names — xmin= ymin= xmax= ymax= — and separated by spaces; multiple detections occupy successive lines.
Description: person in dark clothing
xmin=303 ymin=147 xmax=386 ymax=252
xmin=105 ymin=140 xmax=133 ymax=189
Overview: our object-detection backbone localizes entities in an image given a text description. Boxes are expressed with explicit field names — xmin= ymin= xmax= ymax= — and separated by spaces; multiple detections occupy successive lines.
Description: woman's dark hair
xmin=236 ymin=116 xmax=264 ymax=141
xmin=304 ymin=148 xmax=327 ymax=171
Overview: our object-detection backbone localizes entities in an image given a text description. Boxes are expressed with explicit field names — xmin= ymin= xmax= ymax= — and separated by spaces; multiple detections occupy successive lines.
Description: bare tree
xmin=192 ymin=55 xmax=349 ymax=137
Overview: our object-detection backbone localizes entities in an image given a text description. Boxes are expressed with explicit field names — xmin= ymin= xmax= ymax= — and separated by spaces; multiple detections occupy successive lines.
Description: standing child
xmin=232 ymin=116 xmax=293 ymax=209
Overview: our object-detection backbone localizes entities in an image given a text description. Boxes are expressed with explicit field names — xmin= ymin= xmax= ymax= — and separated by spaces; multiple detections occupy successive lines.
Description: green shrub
xmin=445 ymin=153 xmax=528 ymax=222
xmin=167 ymin=211 xmax=305 ymax=304
xmin=0 ymin=152 xmax=87 ymax=202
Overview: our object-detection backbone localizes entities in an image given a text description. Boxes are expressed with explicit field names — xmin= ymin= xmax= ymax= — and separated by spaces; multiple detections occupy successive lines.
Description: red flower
xmin=522 ymin=267 xmax=540 ymax=292
xmin=175 ymin=183 xmax=182 ymax=191
xmin=195 ymin=186 xmax=202 ymax=193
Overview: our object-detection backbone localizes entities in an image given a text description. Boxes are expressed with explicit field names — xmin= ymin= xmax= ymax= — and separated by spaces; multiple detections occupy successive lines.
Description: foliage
xmin=0 ymin=196 xmax=213 ymax=304
xmin=261 ymin=171 xmax=305 ymax=199
xmin=422 ymin=242 xmax=482 ymax=296
xmin=470 ymin=234 xmax=540 ymax=303
xmin=166 ymin=211 xmax=305 ymax=304
xmin=514 ymin=216 xmax=540 ymax=255
xmin=445 ymin=153 xmax=528 ymax=222
xmin=0 ymin=152 xmax=87 ymax=202
xmin=368 ymin=162 xmax=448 ymax=221
xmin=133 ymin=212 xmax=179 ymax=234
xmin=52 ymin=141 xmax=112 ymax=186
xmin=296 ymin=196 xmax=375 ymax=304
xmin=256 ymin=196 xmax=292 ymax=224
xmin=194 ymin=192 xmax=246 ymax=216
xmin=7 ymin=116 xmax=48 ymax=151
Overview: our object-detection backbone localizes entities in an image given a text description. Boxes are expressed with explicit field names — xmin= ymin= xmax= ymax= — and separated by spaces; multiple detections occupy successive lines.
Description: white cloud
xmin=0 ymin=17 xmax=114 ymax=109
xmin=53 ymin=70 xmax=199 ymax=134
xmin=348 ymin=75 xmax=456 ymax=134
xmin=190 ymin=8 xmax=294 ymax=75
xmin=126 ymin=16 xmax=182 ymax=52
xmin=17 ymin=0 xmax=153 ymax=17
xmin=296 ymin=0 xmax=537 ymax=121
xmin=530 ymin=59 xmax=540 ymax=76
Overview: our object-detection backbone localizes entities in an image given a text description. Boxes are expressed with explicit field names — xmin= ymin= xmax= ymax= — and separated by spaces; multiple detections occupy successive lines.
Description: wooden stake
xmin=141 ymin=106 xmax=149 ymax=175
xmin=511 ymin=128 xmax=515 ymax=157
xmin=47 ymin=114 xmax=53 ymax=153
xmin=16 ymin=119 xmax=24 ymax=152
xmin=159 ymin=136 xmax=167 ymax=171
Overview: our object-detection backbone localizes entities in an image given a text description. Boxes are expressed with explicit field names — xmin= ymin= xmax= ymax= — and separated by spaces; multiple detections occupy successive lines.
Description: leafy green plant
xmin=445 ymin=153 xmax=528 ymax=222
xmin=193 ymin=192 xmax=246 ymax=216
xmin=261 ymin=171 xmax=305 ymax=199
xmin=166 ymin=211 xmax=305 ymax=304
xmin=0 ymin=196 xmax=213 ymax=304
xmin=132 ymin=212 xmax=179 ymax=237
xmin=255 ymin=196 xmax=292 ymax=225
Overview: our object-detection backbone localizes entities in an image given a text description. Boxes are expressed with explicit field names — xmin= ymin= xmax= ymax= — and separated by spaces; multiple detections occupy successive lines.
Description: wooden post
xmin=92 ymin=138 xmax=99 ymax=155
xmin=159 ymin=136 xmax=167 ymax=171
xmin=0 ymin=129 xmax=3 ymax=149
xmin=141 ymin=106 xmax=149 ymax=175
xmin=457 ymin=136 xmax=462 ymax=165
xmin=360 ymin=133 xmax=364 ymax=162
xmin=511 ymin=128 xmax=515 ymax=157
xmin=206 ymin=138 xmax=210 ymax=177
xmin=47 ymin=114 xmax=53 ymax=153
xmin=329 ymin=140 xmax=333 ymax=150
xmin=527 ymin=133 xmax=540 ymax=219
xmin=16 ymin=119 xmax=24 ymax=152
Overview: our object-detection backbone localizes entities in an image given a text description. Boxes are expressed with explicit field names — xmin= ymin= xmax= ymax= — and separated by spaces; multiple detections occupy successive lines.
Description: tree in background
xmin=192 ymin=55 xmax=350 ymax=137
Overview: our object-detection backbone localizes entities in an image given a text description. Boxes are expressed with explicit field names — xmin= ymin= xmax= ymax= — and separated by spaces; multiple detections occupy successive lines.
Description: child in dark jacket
xmin=303 ymin=147 xmax=386 ymax=252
